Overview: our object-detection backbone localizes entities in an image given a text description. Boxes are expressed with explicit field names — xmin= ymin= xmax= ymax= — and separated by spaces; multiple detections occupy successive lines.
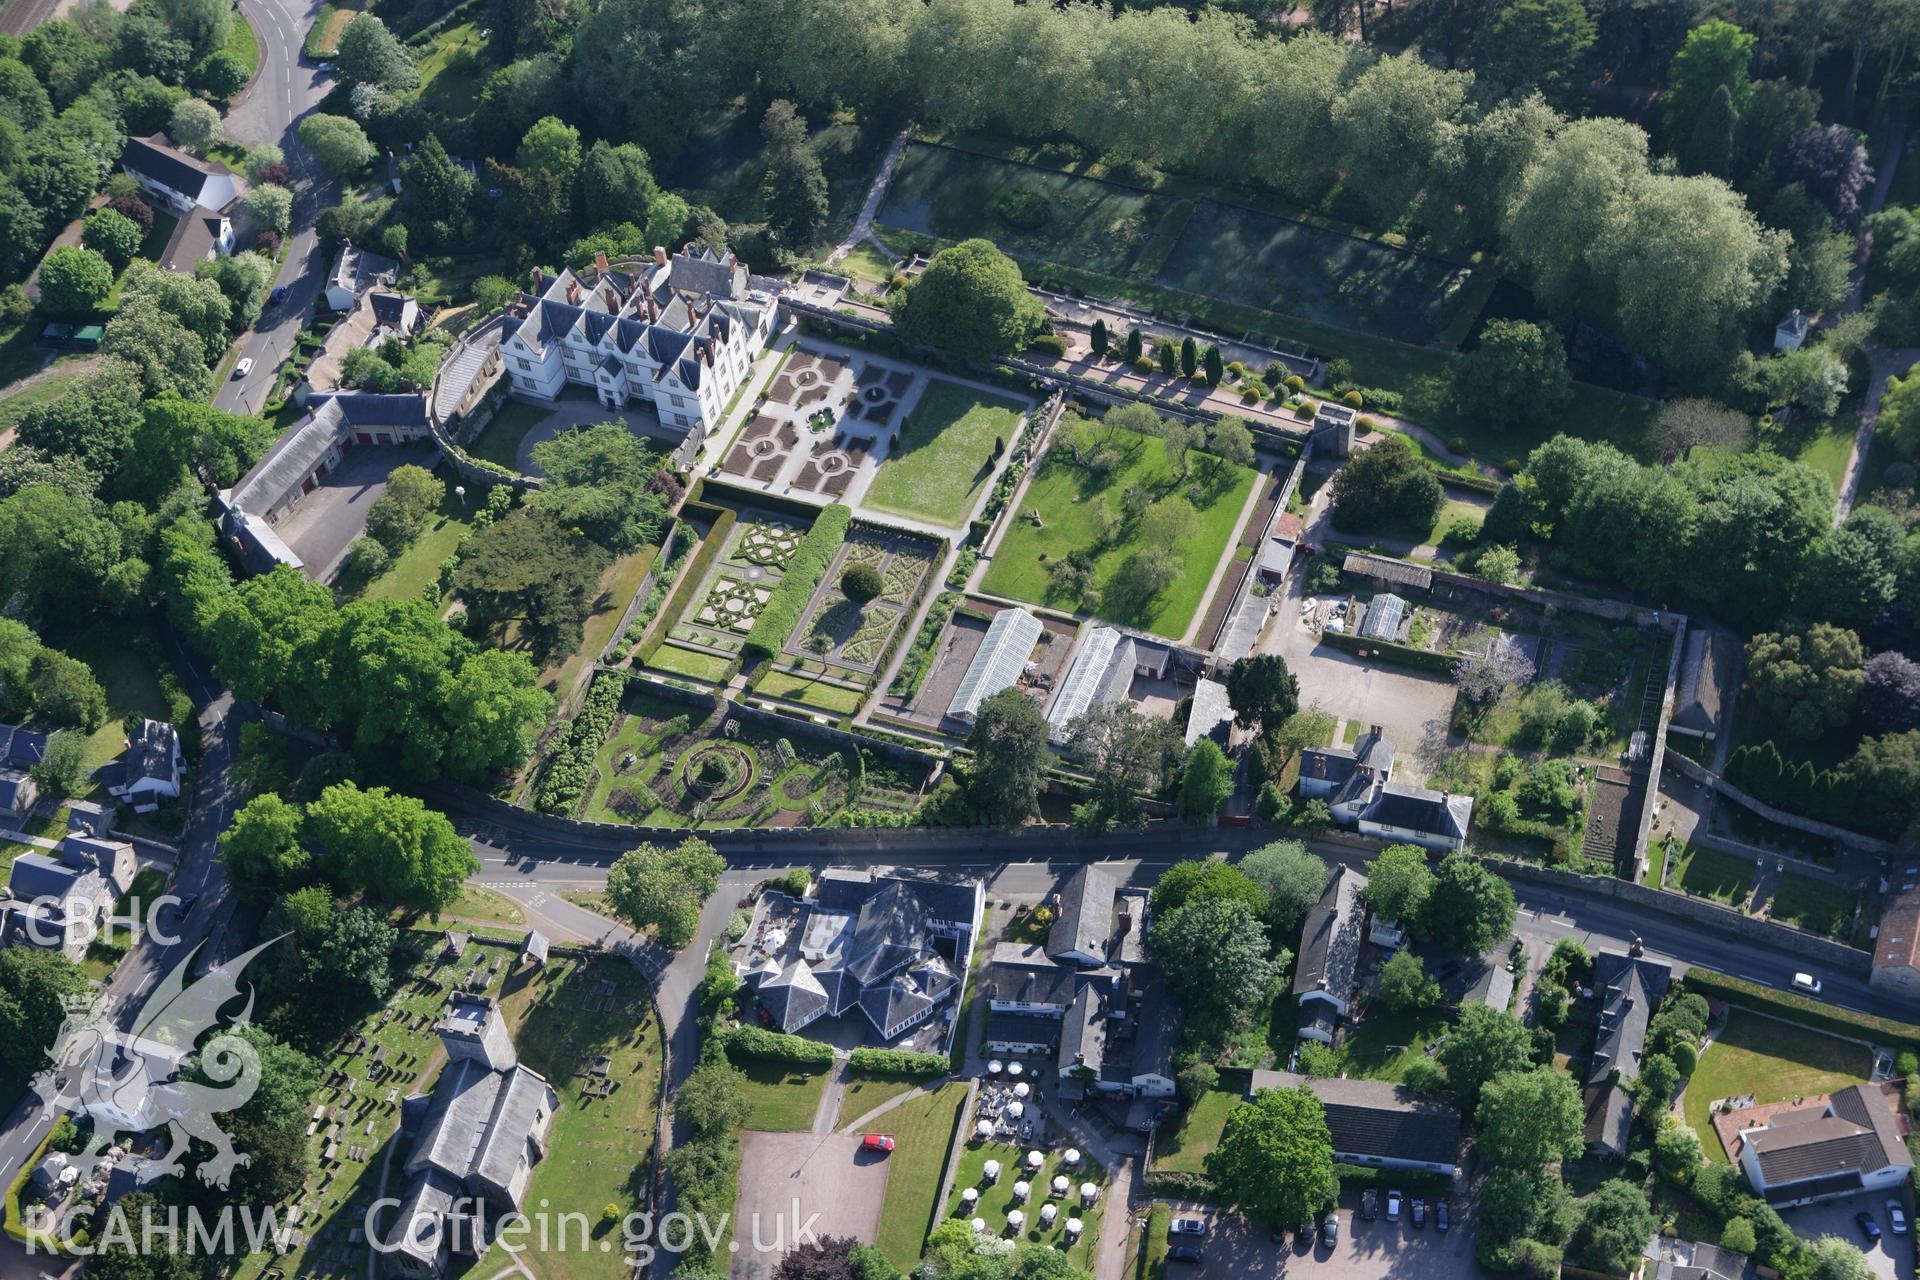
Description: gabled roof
xmin=986 ymin=943 xmax=1079 ymax=1007
xmin=1185 ymin=677 xmax=1233 ymax=748
xmin=0 ymin=725 xmax=47 ymax=769
xmin=1673 ymin=627 xmax=1739 ymax=735
xmin=120 ymin=134 xmax=225 ymax=197
xmin=669 ymin=244 xmax=747 ymax=301
xmin=7 ymin=853 xmax=86 ymax=903
xmin=1048 ymin=865 xmax=1117 ymax=964
xmin=859 ymin=955 xmax=956 ymax=1034
xmin=1360 ymin=782 xmax=1470 ymax=840
xmin=1877 ymin=886 xmax=1920 ymax=973
xmin=310 ymin=392 xmax=430 ymax=427
xmin=1586 ymin=950 xmax=1673 ymax=1089
xmin=1342 ymin=552 xmax=1431 ymax=590
xmin=119 ymin=719 xmax=178 ymax=784
xmin=0 ymin=772 xmax=33 ymax=810
xmin=1293 ymin=865 xmax=1368 ymax=1001
xmin=1246 ymin=1070 xmax=1461 ymax=1168
xmin=369 ymin=292 xmax=414 ymax=328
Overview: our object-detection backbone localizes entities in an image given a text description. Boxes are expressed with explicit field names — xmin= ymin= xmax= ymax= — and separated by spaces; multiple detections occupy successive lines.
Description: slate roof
xmin=120 ymin=134 xmax=222 ymax=198
xmin=0 ymin=772 xmax=32 ymax=811
xmin=1049 ymin=865 xmax=1117 ymax=965
xmin=407 ymin=1055 xmax=554 ymax=1200
xmin=7 ymin=853 xmax=86 ymax=903
xmin=845 ymin=880 xmax=931 ymax=986
xmin=987 ymin=1011 xmax=1063 ymax=1048
xmin=986 ymin=943 xmax=1080 ymax=1007
xmin=1300 ymin=728 xmax=1395 ymax=807
xmin=1748 ymin=1086 xmax=1910 ymax=1192
xmin=1583 ymin=950 xmax=1673 ymax=1156
xmin=369 ymin=292 xmax=413 ymax=328
xmin=1246 ymin=1070 xmax=1462 ymax=1169
xmin=1342 ymin=552 xmax=1431 ymax=591
xmin=120 ymin=719 xmax=178 ymax=784
xmin=1673 ymin=627 xmax=1739 ymax=735
xmin=759 ymin=959 xmax=830 ymax=1033
xmin=1876 ymin=886 xmax=1920 ymax=974
xmin=0 ymin=725 xmax=48 ymax=769
xmin=1294 ymin=865 xmax=1368 ymax=1002
xmin=329 ymin=243 xmax=400 ymax=298
xmin=858 ymin=954 xmax=957 ymax=1035
xmin=1185 ymin=677 xmax=1233 ymax=747
xmin=1057 ymin=984 xmax=1105 ymax=1078
xmin=1360 ymin=782 xmax=1471 ymax=841
xmin=668 ymin=244 xmax=747 ymax=300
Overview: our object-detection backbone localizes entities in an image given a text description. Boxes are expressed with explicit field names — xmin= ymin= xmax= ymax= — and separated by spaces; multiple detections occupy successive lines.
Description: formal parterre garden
xmin=643 ymin=512 xmax=808 ymax=682
xmin=978 ymin=423 xmax=1259 ymax=640
xmin=580 ymin=687 xmax=929 ymax=827
xmin=750 ymin=527 xmax=940 ymax=714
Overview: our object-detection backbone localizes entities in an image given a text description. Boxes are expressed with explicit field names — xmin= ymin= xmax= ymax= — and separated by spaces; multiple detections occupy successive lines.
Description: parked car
xmin=1886 ymin=1202 xmax=1908 ymax=1235
xmin=1436 ymin=1201 xmax=1450 ymax=1233
xmin=1322 ymin=1215 xmax=1339 ymax=1248
xmin=860 ymin=1134 xmax=894 ymax=1154
xmin=1858 ymin=1212 xmax=1881 ymax=1242
xmin=1361 ymin=1189 xmax=1378 ymax=1221
xmin=1411 ymin=1198 xmax=1427 ymax=1229
xmin=1295 ymin=1220 xmax=1313 ymax=1247
xmin=269 ymin=285 xmax=289 ymax=304
xmin=1793 ymin=972 xmax=1823 ymax=994
xmin=1168 ymin=1246 xmax=1204 ymax=1265
xmin=232 ymin=357 xmax=253 ymax=380
xmin=1170 ymin=1217 xmax=1207 ymax=1237
xmin=1385 ymin=1191 xmax=1403 ymax=1222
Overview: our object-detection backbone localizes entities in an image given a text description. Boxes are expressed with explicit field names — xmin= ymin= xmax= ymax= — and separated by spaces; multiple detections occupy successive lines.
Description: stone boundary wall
xmin=598 ymin=521 xmax=683 ymax=667
xmin=1665 ymin=751 xmax=1894 ymax=854
xmin=1631 ymin=621 xmax=1687 ymax=878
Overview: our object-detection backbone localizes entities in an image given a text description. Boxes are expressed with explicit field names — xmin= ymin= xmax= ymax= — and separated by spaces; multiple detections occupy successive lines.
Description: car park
xmin=1171 ymin=1217 xmax=1208 ymax=1237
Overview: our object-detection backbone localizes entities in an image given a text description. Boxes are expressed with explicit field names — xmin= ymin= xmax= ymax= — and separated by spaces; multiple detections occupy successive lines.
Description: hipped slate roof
xmin=1361 ymin=783 xmax=1471 ymax=841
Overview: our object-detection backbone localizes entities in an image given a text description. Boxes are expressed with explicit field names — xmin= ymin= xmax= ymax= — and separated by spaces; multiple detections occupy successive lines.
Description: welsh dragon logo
xmin=30 ymin=937 xmax=281 ymax=1191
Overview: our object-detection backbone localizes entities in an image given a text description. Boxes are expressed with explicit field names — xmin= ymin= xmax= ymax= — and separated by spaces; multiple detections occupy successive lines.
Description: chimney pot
xmin=594 ymin=251 xmax=609 ymax=273
xmin=653 ymin=246 xmax=668 ymax=266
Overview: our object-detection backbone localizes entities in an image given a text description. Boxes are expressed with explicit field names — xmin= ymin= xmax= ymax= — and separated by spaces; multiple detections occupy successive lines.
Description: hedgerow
xmin=720 ymin=1024 xmax=835 ymax=1066
xmin=742 ymin=505 xmax=852 ymax=661
xmin=848 ymin=1047 xmax=949 ymax=1077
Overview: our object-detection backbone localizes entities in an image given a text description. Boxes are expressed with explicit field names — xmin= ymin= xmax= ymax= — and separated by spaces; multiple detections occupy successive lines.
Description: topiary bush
xmin=1342 ymin=389 xmax=1364 ymax=409
xmin=841 ymin=561 xmax=884 ymax=604
xmin=996 ymin=188 xmax=1051 ymax=230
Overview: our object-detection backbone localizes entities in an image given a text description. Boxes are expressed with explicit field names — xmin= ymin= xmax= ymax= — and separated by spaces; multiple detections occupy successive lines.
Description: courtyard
xmin=713 ymin=336 xmax=1033 ymax=531
xmin=271 ymin=440 xmax=438 ymax=583
xmin=978 ymin=420 xmax=1262 ymax=642
xmin=1154 ymin=1201 xmax=1481 ymax=1280
xmin=461 ymin=389 xmax=691 ymax=476
xmin=733 ymin=1132 xmax=893 ymax=1280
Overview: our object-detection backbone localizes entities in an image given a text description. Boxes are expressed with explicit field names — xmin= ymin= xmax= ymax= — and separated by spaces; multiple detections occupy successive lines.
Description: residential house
xmin=1873 ymin=884 xmax=1920 ymax=998
xmin=1048 ymin=865 xmax=1127 ymax=968
xmin=497 ymin=245 xmax=779 ymax=450
xmin=0 ymin=833 xmax=137 ymax=959
xmin=326 ymin=242 xmax=401 ymax=312
xmin=98 ymin=719 xmax=184 ymax=813
xmin=300 ymin=290 xmax=426 ymax=397
xmin=389 ymin=995 xmax=559 ymax=1277
xmin=948 ymin=608 xmax=1043 ymax=723
xmin=1295 ymin=726 xmax=1473 ymax=849
xmin=1774 ymin=310 xmax=1810 ymax=353
xmin=1246 ymin=1070 xmax=1462 ymax=1176
xmin=1583 ymin=949 xmax=1674 ymax=1159
xmin=737 ymin=867 xmax=982 ymax=1048
xmin=216 ymin=392 xmax=432 ymax=573
xmin=1057 ymin=972 xmax=1176 ymax=1103
xmin=1294 ymin=865 xmax=1369 ymax=1044
xmin=119 ymin=135 xmax=241 ymax=214
xmin=1736 ymin=1085 xmax=1911 ymax=1206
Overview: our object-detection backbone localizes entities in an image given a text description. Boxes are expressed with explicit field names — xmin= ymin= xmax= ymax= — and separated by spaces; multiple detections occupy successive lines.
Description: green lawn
xmin=1682 ymin=1008 xmax=1872 ymax=1163
xmin=863 ymin=380 xmax=1030 ymax=528
xmin=1420 ymin=495 xmax=1487 ymax=548
xmin=424 ymin=884 xmax=524 ymax=929
xmin=62 ymin=620 xmax=170 ymax=772
xmin=836 ymin=243 xmax=898 ymax=283
xmin=495 ymin=956 xmax=664 ymax=1280
xmin=979 ymin=426 xmax=1259 ymax=639
xmin=736 ymin=1059 xmax=829 ymax=1131
xmin=1143 ymin=1204 xmax=1171 ymax=1280
xmin=1150 ymin=1088 xmax=1239 ymax=1174
xmin=754 ymin=669 xmax=866 ymax=713
xmin=361 ymin=487 xmax=472 ymax=603
xmin=646 ymin=642 xmax=733 ymax=683
xmin=0 ymin=364 xmax=89 ymax=434
xmin=1327 ymin=1007 xmax=1450 ymax=1082
xmin=1669 ymin=844 xmax=1755 ymax=905
xmin=463 ymin=399 xmax=556 ymax=472
xmin=943 ymin=1141 xmax=1104 ymax=1270
xmin=840 ymin=1075 xmax=924 ymax=1128
xmin=873 ymin=1082 xmax=969 ymax=1270
xmin=415 ymin=20 xmax=489 ymax=116
xmin=1782 ymin=418 xmax=1860 ymax=490
xmin=140 ymin=211 xmax=180 ymax=264
xmin=1768 ymin=873 xmax=1857 ymax=938
xmin=224 ymin=9 xmax=261 ymax=77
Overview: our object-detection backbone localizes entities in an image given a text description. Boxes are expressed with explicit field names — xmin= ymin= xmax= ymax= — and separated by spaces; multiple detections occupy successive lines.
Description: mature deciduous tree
xmin=1225 ymin=653 xmax=1300 ymax=732
xmin=1477 ymin=1067 xmax=1585 ymax=1168
xmin=965 ymin=686 xmax=1051 ymax=826
xmin=1426 ymin=851 xmax=1516 ymax=951
xmin=1149 ymin=897 xmax=1282 ymax=1040
xmin=890 ymin=238 xmax=1044 ymax=360
xmin=1206 ymin=1085 xmax=1340 ymax=1225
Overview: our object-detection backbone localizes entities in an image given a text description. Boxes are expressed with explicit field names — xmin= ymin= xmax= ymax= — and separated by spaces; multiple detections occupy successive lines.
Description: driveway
xmin=732 ymin=1131 xmax=891 ymax=1279
xmin=1780 ymin=1193 xmax=1914 ymax=1280
xmin=1173 ymin=1201 xmax=1478 ymax=1280
xmin=271 ymin=440 xmax=435 ymax=581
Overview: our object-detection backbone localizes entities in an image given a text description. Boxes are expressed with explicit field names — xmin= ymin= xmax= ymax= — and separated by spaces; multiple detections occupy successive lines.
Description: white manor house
xmin=498 ymin=244 xmax=778 ymax=446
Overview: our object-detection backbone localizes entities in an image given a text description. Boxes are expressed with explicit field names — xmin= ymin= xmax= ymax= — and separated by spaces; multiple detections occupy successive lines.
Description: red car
xmin=861 ymin=1134 xmax=896 ymax=1154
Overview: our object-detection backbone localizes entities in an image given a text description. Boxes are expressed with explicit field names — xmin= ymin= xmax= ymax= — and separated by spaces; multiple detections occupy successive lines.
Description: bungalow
xmin=1293 ymin=865 xmax=1369 ymax=1044
xmin=1247 ymin=1069 xmax=1462 ymax=1177
xmin=99 ymin=719 xmax=184 ymax=813
xmin=1737 ymin=1085 xmax=1911 ymax=1206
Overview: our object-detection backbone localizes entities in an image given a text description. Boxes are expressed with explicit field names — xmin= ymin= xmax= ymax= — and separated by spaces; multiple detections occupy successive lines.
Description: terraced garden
xmin=643 ymin=512 xmax=809 ymax=684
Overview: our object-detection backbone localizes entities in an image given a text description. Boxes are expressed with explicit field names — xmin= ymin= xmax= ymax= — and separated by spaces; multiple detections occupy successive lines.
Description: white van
xmin=1792 ymin=972 xmax=1823 ymax=994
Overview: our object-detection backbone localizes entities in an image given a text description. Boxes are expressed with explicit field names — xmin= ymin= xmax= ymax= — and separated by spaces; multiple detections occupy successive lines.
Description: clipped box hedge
xmin=848 ymin=1047 xmax=949 ymax=1078
xmin=1318 ymin=627 xmax=1457 ymax=674
xmin=721 ymin=1023 xmax=835 ymax=1067
xmin=639 ymin=504 xmax=735 ymax=665
xmin=742 ymin=504 xmax=852 ymax=662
